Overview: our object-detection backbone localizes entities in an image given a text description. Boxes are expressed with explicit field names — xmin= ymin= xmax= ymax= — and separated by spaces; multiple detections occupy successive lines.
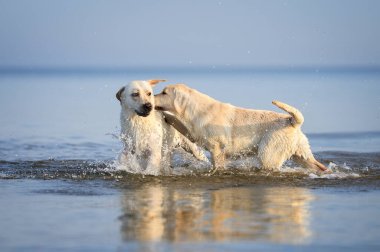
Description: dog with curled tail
xmin=116 ymin=80 xmax=208 ymax=175
xmin=154 ymin=83 xmax=330 ymax=174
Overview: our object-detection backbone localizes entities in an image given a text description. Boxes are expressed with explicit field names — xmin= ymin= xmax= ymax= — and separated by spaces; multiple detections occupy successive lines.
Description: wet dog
xmin=155 ymin=83 xmax=329 ymax=174
xmin=116 ymin=80 xmax=208 ymax=175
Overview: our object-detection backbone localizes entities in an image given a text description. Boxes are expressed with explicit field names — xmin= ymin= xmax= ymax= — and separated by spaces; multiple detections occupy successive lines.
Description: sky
xmin=0 ymin=0 xmax=379 ymax=135
xmin=0 ymin=0 xmax=380 ymax=69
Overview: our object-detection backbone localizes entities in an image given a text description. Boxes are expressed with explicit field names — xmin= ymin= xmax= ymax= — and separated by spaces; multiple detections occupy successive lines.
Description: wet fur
xmin=155 ymin=84 xmax=329 ymax=174
xmin=116 ymin=80 xmax=208 ymax=175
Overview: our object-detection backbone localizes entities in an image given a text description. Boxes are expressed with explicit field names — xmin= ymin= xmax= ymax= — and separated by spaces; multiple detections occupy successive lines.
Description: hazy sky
xmin=0 ymin=0 xmax=379 ymax=68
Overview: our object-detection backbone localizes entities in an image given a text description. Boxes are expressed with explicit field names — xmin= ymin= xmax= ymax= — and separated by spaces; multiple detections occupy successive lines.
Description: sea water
xmin=0 ymin=69 xmax=380 ymax=251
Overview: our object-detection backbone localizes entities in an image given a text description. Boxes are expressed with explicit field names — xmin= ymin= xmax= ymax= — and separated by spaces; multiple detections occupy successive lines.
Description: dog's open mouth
xmin=155 ymin=106 xmax=165 ymax=111
xmin=135 ymin=110 xmax=150 ymax=117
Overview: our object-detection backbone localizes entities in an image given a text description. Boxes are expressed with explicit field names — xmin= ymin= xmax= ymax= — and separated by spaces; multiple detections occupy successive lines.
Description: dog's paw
xmin=323 ymin=168 xmax=334 ymax=174
xmin=208 ymin=167 xmax=220 ymax=175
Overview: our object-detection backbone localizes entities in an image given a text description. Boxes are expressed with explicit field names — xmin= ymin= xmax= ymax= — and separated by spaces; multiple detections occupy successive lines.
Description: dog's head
xmin=154 ymin=84 xmax=191 ymax=115
xmin=116 ymin=79 xmax=166 ymax=117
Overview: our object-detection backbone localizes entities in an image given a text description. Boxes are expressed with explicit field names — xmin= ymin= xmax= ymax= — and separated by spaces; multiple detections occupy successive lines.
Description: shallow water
xmin=1 ymin=71 xmax=380 ymax=251
xmin=1 ymin=176 xmax=380 ymax=251
xmin=1 ymin=135 xmax=379 ymax=251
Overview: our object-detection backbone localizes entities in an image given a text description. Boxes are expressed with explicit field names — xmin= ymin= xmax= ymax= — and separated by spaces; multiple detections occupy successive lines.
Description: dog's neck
xmin=174 ymin=89 xmax=233 ymax=144
xmin=184 ymin=88 xmax=216 ymax=115
xmin=173 ymin=97 xmax=210 ymax=142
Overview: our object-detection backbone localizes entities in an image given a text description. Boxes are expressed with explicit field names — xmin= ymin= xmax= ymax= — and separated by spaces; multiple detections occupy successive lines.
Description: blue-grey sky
xmin=0 ymin=0 xmax=379 ymax=68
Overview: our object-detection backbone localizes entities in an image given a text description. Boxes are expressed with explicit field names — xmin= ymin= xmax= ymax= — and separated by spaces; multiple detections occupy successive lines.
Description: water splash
xmin=113 ymin=142 xmax=378 ymax=179
xmin=114 ymin=130 xmax=210 ymax=175
xmin=306 ymin=162 xmax=360 ymax=179
xmin=0 ymin=149 xmax=378 ymax=181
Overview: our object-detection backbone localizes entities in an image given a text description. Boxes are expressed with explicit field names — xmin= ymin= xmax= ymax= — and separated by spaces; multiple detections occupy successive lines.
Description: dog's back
xmin=155 ymin=83 xmax=328 ymax=173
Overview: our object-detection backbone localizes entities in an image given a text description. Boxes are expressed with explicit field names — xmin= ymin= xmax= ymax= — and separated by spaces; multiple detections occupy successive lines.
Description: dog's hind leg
xmin=292 ymin=134 xmax=330 ymax=173
xmin=257 ymin=133 xmax=292 ymax=170
xmin=258 ymin=147 xmax=288 ymax=170
xmin=292 ymin=155 xmax=330 ymax=173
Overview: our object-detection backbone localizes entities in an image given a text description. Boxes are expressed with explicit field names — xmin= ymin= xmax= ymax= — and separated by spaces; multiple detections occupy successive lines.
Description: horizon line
xmin=0 ymin=65 xmax=380 ymax=75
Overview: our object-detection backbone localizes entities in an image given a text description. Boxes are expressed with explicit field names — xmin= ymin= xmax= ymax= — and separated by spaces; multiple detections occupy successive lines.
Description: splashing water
xmin=115 ymin=147 xmax=368 ymax=180
xmin=0 ymin=132 xmax=379 ymax=183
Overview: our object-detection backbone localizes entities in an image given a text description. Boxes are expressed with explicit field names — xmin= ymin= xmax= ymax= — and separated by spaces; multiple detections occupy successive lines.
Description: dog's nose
xmin=143 ymin=103 xmax=152 ymax=111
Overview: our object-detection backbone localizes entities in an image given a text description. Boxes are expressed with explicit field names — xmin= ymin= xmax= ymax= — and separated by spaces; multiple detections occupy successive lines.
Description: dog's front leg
xmin=180 ymin=137 xmax=209 ymax=163
xmin=118 ymin=151 xmax=129 ymax=164
xmin=209 ymin=145 xmax=225 ymax=175
xmin=144 ymin=149 xmax=162 ymax=176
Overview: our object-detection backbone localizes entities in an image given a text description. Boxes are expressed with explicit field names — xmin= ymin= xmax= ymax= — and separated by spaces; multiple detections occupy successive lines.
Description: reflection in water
xmin=119 ymin=183 xmax=314 ymax=244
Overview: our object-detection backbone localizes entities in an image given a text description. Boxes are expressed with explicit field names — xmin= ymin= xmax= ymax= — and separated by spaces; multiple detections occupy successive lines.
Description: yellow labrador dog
xmin=155 ymin=84 xmax=329 ymax=174
xmin=116 ymin=80 xmax=208 ymax=175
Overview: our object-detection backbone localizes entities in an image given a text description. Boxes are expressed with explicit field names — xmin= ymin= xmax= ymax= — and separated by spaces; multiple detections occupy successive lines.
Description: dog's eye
xmin=162 ymin=90 xmax=167 ymax=95
xmin=131 ymin=93 xmax=139 ymax=97
xmin=147 ymin=92 xmax=152 ymax=96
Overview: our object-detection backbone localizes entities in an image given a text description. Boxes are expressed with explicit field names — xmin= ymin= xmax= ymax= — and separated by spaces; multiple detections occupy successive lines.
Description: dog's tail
xmin=272 ymin=100 xmax=304 ymax=127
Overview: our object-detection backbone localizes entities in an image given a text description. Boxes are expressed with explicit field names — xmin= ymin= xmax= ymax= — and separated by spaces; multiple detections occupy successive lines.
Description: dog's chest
xmin=121 ymin=113 xmax=164 ymax=151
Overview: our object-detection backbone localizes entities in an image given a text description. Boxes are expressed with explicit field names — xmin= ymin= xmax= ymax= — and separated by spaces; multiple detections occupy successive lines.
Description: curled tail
xmin=272 ymin=100 xmax=304 ymax=127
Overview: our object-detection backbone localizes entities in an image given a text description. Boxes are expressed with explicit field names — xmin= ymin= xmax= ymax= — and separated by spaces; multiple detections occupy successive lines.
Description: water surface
xmin=1 ymin=70 xmax=380 ymax=251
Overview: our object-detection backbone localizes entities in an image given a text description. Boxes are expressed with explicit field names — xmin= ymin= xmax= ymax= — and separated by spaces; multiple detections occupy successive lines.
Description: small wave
xmin=0 ymin=159 xmax=117 ymax=180
xmin=303 ymin=162 xmax=360 ymax=179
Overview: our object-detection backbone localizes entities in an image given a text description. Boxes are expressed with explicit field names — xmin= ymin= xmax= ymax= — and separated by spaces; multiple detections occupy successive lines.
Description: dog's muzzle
xmin=136 ymin=103 xmax=152 ymax=117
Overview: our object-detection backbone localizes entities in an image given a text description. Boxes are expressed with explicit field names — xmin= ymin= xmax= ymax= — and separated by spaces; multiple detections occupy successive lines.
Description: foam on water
xmin=274 ymin=162 xmax=361 ymax=179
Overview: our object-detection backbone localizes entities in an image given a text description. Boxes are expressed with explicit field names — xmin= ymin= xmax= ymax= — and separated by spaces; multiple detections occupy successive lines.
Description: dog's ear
xmin=147 ymin=79 xmax=166 ymax=86
xmin=173 ymin=89 xmax=184 ymax=114
xmin=174 ymin=98 xmax=182 ymax=114
xmin=116 ymin=87 xmax=125 ymax=103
